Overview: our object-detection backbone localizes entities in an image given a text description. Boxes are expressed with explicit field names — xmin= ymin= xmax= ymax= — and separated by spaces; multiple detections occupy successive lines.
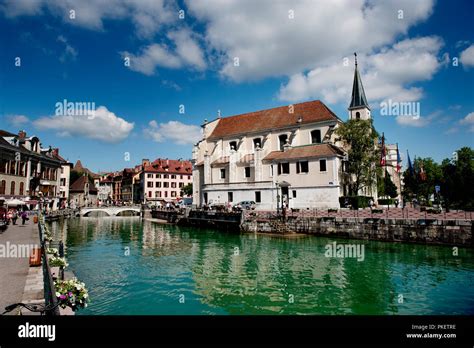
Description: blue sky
xmin=0 ymin=0 xmax=473 ymax=172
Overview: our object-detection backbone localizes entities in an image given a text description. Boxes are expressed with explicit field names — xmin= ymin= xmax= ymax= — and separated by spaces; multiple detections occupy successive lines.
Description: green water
xmin=48 ymin=217 xmax=474 ymax=315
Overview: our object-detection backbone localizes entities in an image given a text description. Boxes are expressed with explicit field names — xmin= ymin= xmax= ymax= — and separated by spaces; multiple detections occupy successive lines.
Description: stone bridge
xmin=78 ymin=206 xmax=141 ymax=217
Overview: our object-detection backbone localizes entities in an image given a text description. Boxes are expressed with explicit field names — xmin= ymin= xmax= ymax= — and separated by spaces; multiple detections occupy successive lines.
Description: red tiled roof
xmin=144 ymin=158 xmax=192 ymax=174
xmin=263 ymin=144 xmax=345 ymax=161
xmin=70 ymin=175 xmax=98 ymax=193
xmin=208 ymin=100 xmax=339 ymax=140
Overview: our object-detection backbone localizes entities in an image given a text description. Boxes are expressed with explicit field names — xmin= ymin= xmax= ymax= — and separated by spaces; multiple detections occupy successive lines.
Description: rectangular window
xmin=156 ymin=182 xmax=162 ymax=188
xmin=244 ymin=167 xmax=251 ymax=178
xmin=171 ymin=191 xmax=177 ymax=197
xmin=164 ymin=174 xmax=169 ymax=179
xmin=311 ymin=129 xmax=322 ymax=144
xmin=188 ymin=175 xmax=191 ymax=180
xmin=147 ymin=182 xmax=153 ymax=188
xmin=292 ymin=190 xmax=297 ymax=198
xmin=297 ymin=161 xmax=309 ymax=174
xmin=180 ymin=175 xmax=183 ymax=179
xmin=148 ymin=191 xmax=152 ymax=198
xmin=228 ymin=192 xmax=233 ymax=202
xmin=147 ymin=174 xmax=153 ymax=178
xmin=281 ymin=162 xmax=290 ymax=174
xmin=164 ymin=191 xmax=168 ymax=197
xmin=320 ymin=159 xmax=327 ymax=172
xmin=229 ymin=141 xmax=237 ymax=151
xmin=220 ymin=169 xmax=226 ymax=179
xmin=156 ymin=174 xmax=161 ymax=178
xmin=171 ymin=182 xmax=177 ymax=188
xmin=164 ymin=182 xmax=169 ymax=188
xmin=171 ymin=175 xmax=176 ymax=179
xmin=204 ymin=193 xmax=208 ymax=204
xmin=255 ymin=191 xmax=261 ymax=203
xmin=179 ymin=183 xmax=184 ymax=188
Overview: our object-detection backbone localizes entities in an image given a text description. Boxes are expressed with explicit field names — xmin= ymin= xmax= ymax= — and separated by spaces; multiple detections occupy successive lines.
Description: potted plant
xmin=49 ymin=256 xmax=68 ymax=268
xmin=55 ymin=278 xmax=89 ymax=311
xmin=46 ymin=247 xmax=59 ymax=256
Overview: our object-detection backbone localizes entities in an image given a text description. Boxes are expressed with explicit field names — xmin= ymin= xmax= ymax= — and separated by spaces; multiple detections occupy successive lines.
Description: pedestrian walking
xmin=21 ymin=210 xmax=28 ymax=225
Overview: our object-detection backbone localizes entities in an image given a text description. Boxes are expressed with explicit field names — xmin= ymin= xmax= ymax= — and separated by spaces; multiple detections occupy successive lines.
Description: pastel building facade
xmin=140 ymin=158 xmax=192 ymax=204
xmin=192 ymin=101 xmax=346 ymax=210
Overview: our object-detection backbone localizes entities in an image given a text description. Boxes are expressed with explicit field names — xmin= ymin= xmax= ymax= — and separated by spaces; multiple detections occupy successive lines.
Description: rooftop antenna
xmin=354 ymin=52 xmax=358 ymax=67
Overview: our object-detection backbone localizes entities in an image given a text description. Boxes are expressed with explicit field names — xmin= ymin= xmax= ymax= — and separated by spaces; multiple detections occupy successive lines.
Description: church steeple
xmin=348 ymin=53 xmax=371 ymax=120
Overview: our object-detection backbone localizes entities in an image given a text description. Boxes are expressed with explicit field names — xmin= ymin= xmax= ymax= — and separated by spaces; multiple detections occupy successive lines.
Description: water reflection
xmin=48 ymin=218 xmax=474 ymax=315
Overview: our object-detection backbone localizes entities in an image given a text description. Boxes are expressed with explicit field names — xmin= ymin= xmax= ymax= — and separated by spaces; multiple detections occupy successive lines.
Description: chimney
xmin=18 ymin=130 xmax=26 ymax=139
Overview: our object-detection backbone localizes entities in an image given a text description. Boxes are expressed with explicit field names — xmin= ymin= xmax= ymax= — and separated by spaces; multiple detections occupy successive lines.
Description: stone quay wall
xmin=241 ymin=213 xmax=473 ymax=247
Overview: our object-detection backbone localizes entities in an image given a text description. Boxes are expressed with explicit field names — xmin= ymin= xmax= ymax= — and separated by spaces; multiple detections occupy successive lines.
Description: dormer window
xmin=311 ymin=130 xmax=321 ymax=144
xmin=278 ymin=134 xmax=288 ymax=151
xmin=253 ymin=138 xmax=261 ymax=149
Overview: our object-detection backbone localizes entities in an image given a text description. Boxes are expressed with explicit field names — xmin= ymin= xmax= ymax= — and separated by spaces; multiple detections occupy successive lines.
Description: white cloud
xmin=395 ymin=110 xmax=441 ymax=128
xmin=460 ymin=44 xmax=474 ymax=68
xmin=57 ymin=35 xmax=78 ymax=62
xmin=121 ymin=29 xmax=206 ymax=75
xmin=186 ymin=0 xmax=434 ymax=81
xmin=167 ymin=30 xmax=206 ymax=70
xmin=279 ymin=36 xmax=444 ymax=104
xmin=144 ymin=120 xmax=202 ymax=145
xmin=7 ymin=114 xmax=30 ymax=126
xmin=121 ymin=44 xmax=182 ymax=75
xmin=459 ymin=112 xmax=474 ymax=132
xmin=33 ymin=106 xmax=134 ymax=143
xmin=1 ymin=0 xmax=176 ymax=37
xmin=395 ymin=115 xmax=431 ymax=127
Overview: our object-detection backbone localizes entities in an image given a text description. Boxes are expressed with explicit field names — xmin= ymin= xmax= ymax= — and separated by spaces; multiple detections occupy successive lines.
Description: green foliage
xmin=335 ymin=119 xmax=380 ymax=195
xmin=181 ymin=183 xmax=193 ymax=196
xmin=402 ymin=147 xmax=474 ymax=210
xmin=339 ymin=196 xmax=373 ymax=209
xmin=378 ymin=171 xmax=398 ymax=198
xmin=440 ymin=147 xmax=474 ymax=210
xmin=378 ymin=198 xmax=395 ymax=206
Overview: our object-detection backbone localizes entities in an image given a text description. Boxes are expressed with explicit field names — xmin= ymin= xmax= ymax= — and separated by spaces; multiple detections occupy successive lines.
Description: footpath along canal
xmin=47 ymin=217 xmax=474 ymax=315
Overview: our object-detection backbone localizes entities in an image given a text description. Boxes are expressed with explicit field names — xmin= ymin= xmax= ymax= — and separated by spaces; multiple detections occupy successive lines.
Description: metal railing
xmin=38 ymin=217 xmax=60 ymax=316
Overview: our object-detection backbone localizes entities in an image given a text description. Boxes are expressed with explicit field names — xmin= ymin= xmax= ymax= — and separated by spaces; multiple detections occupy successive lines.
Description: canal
xmin=48 ymin=217 xmax=474 ymax=315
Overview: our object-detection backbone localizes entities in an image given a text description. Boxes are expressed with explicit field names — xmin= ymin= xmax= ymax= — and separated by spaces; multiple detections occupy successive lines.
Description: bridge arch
xmin=115 ymin=209 xmax=140 ymax=216
xmin=79 ymin=207 xmax=141 ymax=217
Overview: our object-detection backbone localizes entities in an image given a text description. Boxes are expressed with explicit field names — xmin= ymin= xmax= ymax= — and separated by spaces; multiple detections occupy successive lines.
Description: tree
xmin=402 ymin=157 xmax=443 ymax=207
xmin=181 ymin=183 xmax=193 ymax=197
xmin=378 ymin=170 xmax=398 ymax=199
xmin=440 ymin=147 xmax=474 ymax=209
xmin=335 ymin=119 xmax=380 ymax=196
